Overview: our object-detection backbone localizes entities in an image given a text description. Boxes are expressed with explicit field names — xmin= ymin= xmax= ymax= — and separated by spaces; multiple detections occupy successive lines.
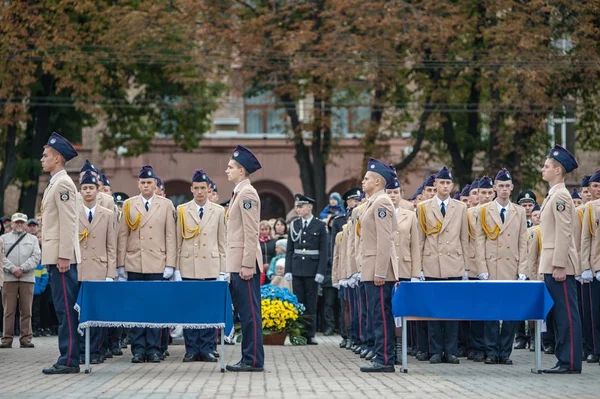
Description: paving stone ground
xmin=0 ymin=334 xmax=598 ymax=398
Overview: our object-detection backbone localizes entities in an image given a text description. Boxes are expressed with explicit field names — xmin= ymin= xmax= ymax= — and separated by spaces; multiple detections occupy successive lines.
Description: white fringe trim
xmin=77 ymin=321 xmax=225 ymax=336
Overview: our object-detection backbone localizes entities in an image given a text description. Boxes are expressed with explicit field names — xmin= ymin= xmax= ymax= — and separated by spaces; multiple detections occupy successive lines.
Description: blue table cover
xmin=76 ymin=281 xmax=233 ymax=333
xmin=392 ymin=281 xmax=554 ymax=321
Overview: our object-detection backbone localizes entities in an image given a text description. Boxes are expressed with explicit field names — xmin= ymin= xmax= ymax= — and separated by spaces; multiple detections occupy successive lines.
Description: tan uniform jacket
xmin=399 ymin=198 xmax=415 ymax=212
xmin=475 ymin=201 xmax=528 ymax=279
xmin=41 ymin=170 xmax=81 ymax=265
xmin=393 ymin=207 xmax=421 ymax=279
xmin=225 ymin=179 xmax=262 ymax=274
xmin=344 ymin=207 xmax=359 ymax=278
xmin=332 ymin=231 xmax=344 ymax=284
xmin=581 ymin=199 xmax=600 ymax=272
xmin=77 ymin=191 xmax=118 ymax=226
xmin=78 ymin=205 xmax=117 ymax=281
xmin=353 ymin=204 xmax=367 ymax=274
xmin=539 ymin=183 xmax=580 ymax=276
xmin=358 ymin=190 xmax=398 ymax=282
xmin=417 ymin=197 xmax=468 ymax=278
xmin=575 ymin=203 xmax=587 ymax=252
xmin=527 ymin=225 xmax=542 ymax=281
xmin=176 ymin=200 xmax=227 ymax=279
xmin=117 ymin=195 xmax=176 ymax=274
xmin=466 ymin=205 xmax=482 ymax=278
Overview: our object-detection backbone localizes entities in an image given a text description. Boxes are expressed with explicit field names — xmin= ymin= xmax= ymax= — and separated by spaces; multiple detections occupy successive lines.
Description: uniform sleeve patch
xmin=243 ymin=199 xmax=252 ymax=210
xmin=556 ymin=201 xmax=565 ymax=212
xmin=377 ymin=208 xmax=387 ymax=219
xmin=60 ymin=191 xmax=70 ymax=202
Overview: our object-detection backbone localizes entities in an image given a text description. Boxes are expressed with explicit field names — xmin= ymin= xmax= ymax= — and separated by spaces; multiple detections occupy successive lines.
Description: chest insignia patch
xmin=60 ymin=191 xmax=69 ymax=202
xmin=378 ymin=208 xmax=387 ymax=219
xmin=243 ymin=200 xmax=252 ymax=210
xmin=556 ymin=201 xmax=565 ymax=212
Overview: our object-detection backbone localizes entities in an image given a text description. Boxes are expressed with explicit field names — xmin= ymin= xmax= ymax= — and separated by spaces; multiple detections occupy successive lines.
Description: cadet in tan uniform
xmin=358 ymin=158 xmax=398 ymax=373
xmin=224 ymin=145 xmax=264 ymax=372
xmin=40 ymin=133 xmax=82 ymax=375
xmin=78 ymin=160 xmax=117 ymax=216
xmin=117 ymin=165 xmax=176 ymax=364
xmin=175 ymin=169 xmax=227 ymax=363
xmin=475 ymin=168 xmax=528 ymax=365
xmin=468 ymin=178 xmax=480 ymax=208
xmin=77 ymin=171 xmax=117 ymax=364
xmin=539 ymin=145 xmax=582 ymax=374
xmin=416 ymin=166 xmax=468 ymax=365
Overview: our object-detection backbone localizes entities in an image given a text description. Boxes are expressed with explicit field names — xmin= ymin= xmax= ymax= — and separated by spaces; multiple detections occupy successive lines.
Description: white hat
xmin=11 ymin=213 xmax=28 ymax=223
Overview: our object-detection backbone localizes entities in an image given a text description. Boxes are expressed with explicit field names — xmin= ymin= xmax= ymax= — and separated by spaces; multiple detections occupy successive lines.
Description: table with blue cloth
xmin=392 ymin=281 xmax=554 ymax=373
xmin=76 ymin=281 xmax=233 ymax=373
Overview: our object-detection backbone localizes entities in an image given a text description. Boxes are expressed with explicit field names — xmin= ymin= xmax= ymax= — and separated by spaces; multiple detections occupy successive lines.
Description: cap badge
xmin=370 ymin=164 xmax=375 ymax=169
xmin=233 ymin=151 xmax=239 ymax=157
xmin=147 ymin=171 xmax=152 ymax=176
xmin=553 ymin=151 xmax=559 ymax=156
xmin=50 ymin=138 xmax=56 ymax=144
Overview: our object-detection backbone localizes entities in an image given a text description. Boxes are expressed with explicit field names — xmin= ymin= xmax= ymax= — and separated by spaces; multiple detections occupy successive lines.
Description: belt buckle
xmin=302 ymin=249 xmax=306 ymax=253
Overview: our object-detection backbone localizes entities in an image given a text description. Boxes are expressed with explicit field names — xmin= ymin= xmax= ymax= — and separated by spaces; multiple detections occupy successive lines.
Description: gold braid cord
xmin=578 ymin=209 xmax=584 ymax=226
xmin=588 ymin=203 xmax=596 ymax=237
xmin=480 ymin=206 xmax=500 ymax=240
xmin=178 ymin=207 xmax=200 ymax=239
xmin=124 ymin=200 xmax=141 ymax=231
xmin=418 ymin=204 xmax=442 ymax=235
xmin=466 ymin=210 xmax=476 ymax=240
xmin=78 ymin=228 xmax=89 ymax=242
xmin=535 ymin=227 xmax=542 ymax=252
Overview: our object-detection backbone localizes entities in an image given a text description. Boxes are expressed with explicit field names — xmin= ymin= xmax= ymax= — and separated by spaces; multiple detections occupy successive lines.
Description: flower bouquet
xmin=260 ymin=285 xmax=308 ymax=345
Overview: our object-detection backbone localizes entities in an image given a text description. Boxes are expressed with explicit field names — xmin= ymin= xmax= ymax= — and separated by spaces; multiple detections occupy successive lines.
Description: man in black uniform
xmin=284 ymin=194 xmax=328 ymax=345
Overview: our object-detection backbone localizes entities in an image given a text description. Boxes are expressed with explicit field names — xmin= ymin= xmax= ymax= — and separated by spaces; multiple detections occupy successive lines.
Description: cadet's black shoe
xmin=498 ymin=357 xmax=513 ymax=365
xmin=90 ymin=356 xmax=103 ymax=365
xmin=543 ymin=365 xmax=581 ymax=374
xmin=148 ymin=354 xmax=161 ymax=363
xmin=429 ymin=354 xmax=442 ymax=364
xmin=183 ymin=353 xmax=197 ymax=362
xmin=111 ymin=348 xmax=123 ymax=356
xmin=307 ymin=337 xmax=318 ymax=345
xmin=42 ymin=364 xmax=80 ymax=374
xmin=467 ymin=351 xmax=475 ymax=360
xmin=365 ymin=350 xmax=375 ymax=361
xmin=360 ymin=362 xmax=395 ymax=373
xmin=473 ymin=353 xmax=485 ymax=363
xmin=353 ymin=345 xmax=362 ymax=354
xmin=164 ymin=350 xmax=170 ymax=357
xmin=339 ymin=339 xmax=347 ymax=348
xmin=587 ymin=354 xmax=599 ymax=363
xmin=226 ymin=361 xmax=264 ymax=372
xmin=158 ymin=352 xmax=166 ymax=361
xmin=445 ymin=355 xmax=460 ymax=364
xmin=416 ymin=352 xmax=430 ymax=361
xmin=212 ymin=350 xmax=220 ymax=358
xmin=513 ymin=341 xmax=527 ymax=350
xmin=104 ymin=351 xmax=113 ymax=359
xmin=79 ymin=357 xmax=85 ymax=365
xmin=409 ymin=348 xmax=418 ymax=357
xmin=197 ymin=353 xmax=218 ymax=362
xmin=324 ymin=327 xmax=335 ymax=336
xmin=544 ymin=347 xmax=555 ymax=355
xmin=484 ymin=356 xmax=498 ymax=364
xmin=360 ymin=348 xmax=369 ymax=358
xmin=345 ymin=340 xmax=353 ymax=350
xmin=131 ymin=354 xmax=145 ymax=363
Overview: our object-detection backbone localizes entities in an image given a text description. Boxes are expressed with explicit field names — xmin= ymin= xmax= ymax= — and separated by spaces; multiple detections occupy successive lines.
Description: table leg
xmin=220 ymin=327 xmax=225 ymax=372
xmin=85 ymin=326 xmax=91 ymax=374
xmin=531 ymin=320 xmax=542 ymax=374
xmin=401 ymin=317 xmax=408 ymax=373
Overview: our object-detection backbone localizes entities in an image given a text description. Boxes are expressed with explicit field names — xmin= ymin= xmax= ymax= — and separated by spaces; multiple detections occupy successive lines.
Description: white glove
xmin=410 ymin=277 xmax=420 ymax=282
xmin=117 ymin=276 xmax=127 ymax=282
xmin=163 ymin=266 xmax=174 ymax=279
xmin=462 ymin=271 xmax=469 ymax=281
xmin=333 ymin=283 xmax=340 ymax=289
xmin=315 ymin=274 xmax=324 ymax=284
xmin=518 ymin=274 xmax=527 ymax=281
xmin=576 ymin=276 xmax=584 ymax=284
xmin=596 ymin=271 xmax=600 ymax=281
xmin=105 ymin=277 xmax=114 ymax=281
xmin=582 ymin=269 xmax=594 ymax=282
xmin=478 ymin=273 xmax=489 ymax=280
xmin=284 ymin=273 xmax=293 ymax=282
xmin=419 ymin=271 xmax=425 ymax=281
xmin=216 ymin=272 xmax=229 ymax=282
xmin=340 ymin=279 xmax=348 ymax=287
xmin=174 ymin=270 xmax=183 ymax=281
xmin=352 ymin=272 xmax=361 ymax=282
xmin=117 ymin=267 xmax=127 ymax=279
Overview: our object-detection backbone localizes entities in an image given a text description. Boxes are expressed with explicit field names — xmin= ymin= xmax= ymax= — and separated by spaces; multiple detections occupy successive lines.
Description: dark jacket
xmin=285 ymin=217 xmax=328 ymax=277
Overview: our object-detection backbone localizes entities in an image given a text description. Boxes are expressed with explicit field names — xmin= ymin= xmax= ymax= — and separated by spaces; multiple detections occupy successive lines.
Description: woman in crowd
xmin=259 ymin=220 xmax=276 ymax=285
xmin=272 ymin=218 xmax=288 ymax=240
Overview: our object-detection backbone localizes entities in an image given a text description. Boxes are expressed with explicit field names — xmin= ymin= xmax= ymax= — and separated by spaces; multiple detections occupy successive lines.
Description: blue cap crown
xmin=80 ymin=170 xmax=98 ymax=186
xmin=232 ymin=145 xmax=262 ymax=174
xmin=192 ymin=169 xmax=210 ymax=183
xmin=495 ymin=167 xmax=512 ymax=182
xmin=478 ymin=175 xmax=493 ymax=189
xmin=423 ymin=174 xmax=436 ymax=187
xmin=47 ymin=132 xmax=78 ymax=162
xmin=367 ymin=158 xmax=396 ymax=185
xmin=571 ymin=188 xmax=582 ymax=200
xmin=435 ymin=166 xmax=452 ymax=181
xmin=470 ymin=178 xmax=480 ymax=192
xmin=453 ymin=191 xmax=461 ymax=200
xmin=80 ymin=159 xmax=98 ymax=174
xmin=139 ymin=165 xmax=158 ymax=179
xmin=533 ymin=203 xmax=541 ymax=212
xmin=386 ymin=177 xmax=401 ymax=190
xmin=99 ymin=174 xmax=110 ymax=186
xmin=548 ymin=144 xmax=578 ymax=173
xmin=590 ymin=170 xmax=600 ymax=184
xmin=460 ymin=184 xmax=471 ymax=197
xmin=581 ymin=175 xmax=591 ymax=187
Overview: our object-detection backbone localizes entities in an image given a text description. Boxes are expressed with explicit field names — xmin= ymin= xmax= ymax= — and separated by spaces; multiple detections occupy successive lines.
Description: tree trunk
xmin=0 ymin=124 xmax=18 ymax=214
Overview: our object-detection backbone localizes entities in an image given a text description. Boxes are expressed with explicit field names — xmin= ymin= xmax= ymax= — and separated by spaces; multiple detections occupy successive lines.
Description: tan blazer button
xmin=195 ymin=255 xmax=198 ymax=258
xmin=141 ymin=237 xmax=144 ymax=240
xmin=506 ymin=257 xmax=509 ymax=260
xmin=439 ymin=253 xmax=442 ymax=256
xmin=498 ymin=257 xmax=501 ymax=260
xmin=83 ymin=257 xmax=87 ymax=260
xmin=498 ymin=244 xmax=502 ymax=248
xmin=194 ymin=243 xmax=198 ymax=246
xmin=507 ymin=233 xmax=510 ymax=237
xmin=141 ymin=249 xmax=144 ymax=252
xmin=447 ymin=253 xmax=450 ymax=256
xmin=92 ymin=246 xmax=95 ymax=249
xmin=507 ymin=246 xmax=510 ymax=249
xmin=149 ymin=249 xmax=152 ymax=252
xmin=203 ymin=256 xmax=206 ymax=259
xmin=92 ymin=235 xmax=96 ymax=238
xmin=203 ymin=244 xmax=206 ymax=246
xmin=149 ymin=226 xmax=152 ymax=228
xmin=149 ymin=237 xmax=152 ymax=240
xmin=83 ymin=246 xmax=87 ymax=249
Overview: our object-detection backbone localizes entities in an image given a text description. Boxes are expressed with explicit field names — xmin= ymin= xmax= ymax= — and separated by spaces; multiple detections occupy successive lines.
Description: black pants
xmin=544 ymin=274 xmax=582 ymax=371
xmin=48 ymin=264 xmax=80 ymax=367
xmin=365 ymin=282 xmax=395 ymax=366
xmin=427 ymin=277 xmax=460 ymax=357
xmin=322 ymin=286 xmax=338 ymax=332
xmin=359 ymin=282 xmax=374 ymax=349
xmin=484 ymin=320 xmax=517 ymax=358
xmin=292 ymin=276 xmax=319 ymax=338
xmin=182 ymin=277 xmax=216 ymax=355
xmin=581 ymin=281 xmax=600 ymax=356
xmin=127 ymin=272 xmax=163 ymax=357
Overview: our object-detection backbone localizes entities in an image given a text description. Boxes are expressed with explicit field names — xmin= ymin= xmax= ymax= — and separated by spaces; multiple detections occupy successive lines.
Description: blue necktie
xmin=145 ymin=202 xmax=149 ymax=212
xmin=199 ymin=208 xmax=204 ymax=219
xmin=440 ymin=203 xmax=446 ymax=217
xmin=88 ymin=211 xmax=93 ymax=223
xmin=501 ymin=208 xmax=506 ymax=224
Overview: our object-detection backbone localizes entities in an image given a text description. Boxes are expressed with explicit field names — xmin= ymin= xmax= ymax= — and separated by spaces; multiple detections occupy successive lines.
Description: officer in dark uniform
xmin=284 ymin=195 xmax=329 ymax=345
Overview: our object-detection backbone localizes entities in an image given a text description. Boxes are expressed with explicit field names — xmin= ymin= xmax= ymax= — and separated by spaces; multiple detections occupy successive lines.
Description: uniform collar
xmin=49 ymin=169 xmax=67 ymax=184
xmin=435 ymin=195 xmax=450 ymax=208
xmin=83 ymin=204 xmax=97 ymax=217
xmin=233 ymin=179 xmax=250 ymax=194
xmin=548 ymin=182 xmax=565 ymax=196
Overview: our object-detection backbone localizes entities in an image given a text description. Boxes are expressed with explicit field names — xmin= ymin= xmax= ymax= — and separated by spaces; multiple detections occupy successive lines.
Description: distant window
xmin=244 ymin=92 xmax=287 ymax=134
xmin=331 ymin=91 xmax=370 ymax=135
xmin=547 ymin=105 xmax=576 ymax=155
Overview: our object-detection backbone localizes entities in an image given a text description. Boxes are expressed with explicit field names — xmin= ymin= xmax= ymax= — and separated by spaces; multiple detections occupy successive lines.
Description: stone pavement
xmin=0 ymin=334 xmax=598 ymax=399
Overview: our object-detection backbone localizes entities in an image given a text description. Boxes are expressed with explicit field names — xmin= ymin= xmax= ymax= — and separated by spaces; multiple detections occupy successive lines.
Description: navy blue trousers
xmin=427 ymin=277 xmax=460 ymax=356
xmin=229 ymin=265 xmax=264 ymax=368
xmin=127 ymin=272 xmax=162 ymax=357
xmin=359 ymin=282 xmax=374 ymax=350
xmin=484 ymin=320 xmax=517 ymax=358
xmin=349 ymin=287 xmax=360 ymax=342
xmin=48 ymin=264 xmax=80 ymax=367
xmin=581 ymin=281 xmax=600 ymax=356
xmin=365 ymin=282 xmax=395 ymax=366
xmin=544 ymin=274 xmax=582 ymax=371
xmin=182 ymin=278 xmax=217 ymax=355
xmin=292 ymin=276 xmax=319 ymax=338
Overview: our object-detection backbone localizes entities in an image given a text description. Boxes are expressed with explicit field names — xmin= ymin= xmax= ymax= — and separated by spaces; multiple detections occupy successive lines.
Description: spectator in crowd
xmin=27 ymin=219 xmax=40 ymax=235
xmin=1 ymin=216 xmax=11 ymax=234
xmin=319 ymin=192 xmax=346 ymax=223
xmin=269 ymin=258 xmax=293 ymax=292
xmin=272 ymin=218 xmax=288 ymax=240
xmin=259 ymin=220 xmax=276 ymax=285
xmin=267 ymin=239 xmax=287 ymax=281
xmin=32 ymin=263 xmax=49 ymax=337
xmin=1 ymin=213 xmax=41 ymax=348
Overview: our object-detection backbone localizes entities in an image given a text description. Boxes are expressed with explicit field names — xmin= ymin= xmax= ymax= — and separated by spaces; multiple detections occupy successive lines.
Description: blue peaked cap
xmin=80 ymin=170 xmax=98 ymax=186
xmin=139 ymin=165 xmax=158 ymax=179
xmin=367 ymin=158 xmax=396 ymax=185
xmin=47 ymin=132 xmax=78 ymax=162
xmin=460 ymin=184 xmax=471 ymax=197
xmin=495 ymin=167 xmax=512 ymax=181
xmin=232 ymin=145 xmax=262 ymax=174
xmin=192 ymin=169 xmax=210 ymax=183
xmin=478 ymin=175 xmax=493 ymax=189
xmin=548 ymin=144 xmax=578 ymax=173
xmin=435 ymin=166 xmax=453 ymax=180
